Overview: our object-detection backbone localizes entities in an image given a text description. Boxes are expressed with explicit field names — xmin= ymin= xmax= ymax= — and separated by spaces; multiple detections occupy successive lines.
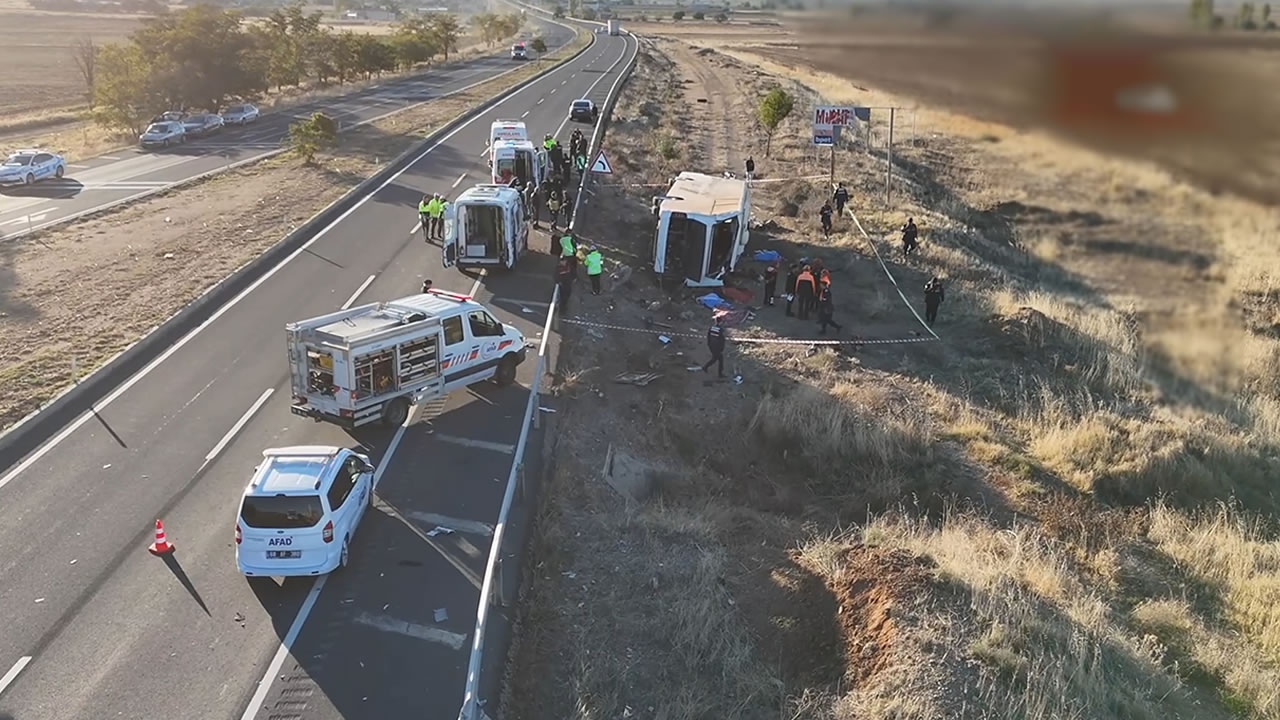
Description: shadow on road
xmin=160 ymin=552 xmax=211 ymax=617
xmin=0 ymin=178 xmax=85 ymax=200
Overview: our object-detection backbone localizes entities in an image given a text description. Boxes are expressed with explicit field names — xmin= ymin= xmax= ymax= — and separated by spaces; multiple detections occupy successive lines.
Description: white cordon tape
xmin=559 ymin=317 xmax=938 ymax=346
xmin=845 ymin=205 xmax=940 ymax=340
xmin=455 ymin=20 xmax=640 ymax=720
xmin=593 ymin=174 xmax=829 ymax=188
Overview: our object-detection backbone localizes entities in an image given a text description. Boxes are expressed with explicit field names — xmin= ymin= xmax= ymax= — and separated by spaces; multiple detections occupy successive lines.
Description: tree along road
xmin=0 ymin=29 xmax=637 ymax=720
xmin=0 ymin=15 xmax=575 ymax=241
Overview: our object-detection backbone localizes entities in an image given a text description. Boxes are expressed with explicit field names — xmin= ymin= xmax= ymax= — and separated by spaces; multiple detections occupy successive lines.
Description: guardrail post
xmin=494 ymin=555 xmax=509 ymax=608
xmin=516 ymin=461 xmax=526 ymax=503
xmin=532 ymin=393 xmax=541 ymax=430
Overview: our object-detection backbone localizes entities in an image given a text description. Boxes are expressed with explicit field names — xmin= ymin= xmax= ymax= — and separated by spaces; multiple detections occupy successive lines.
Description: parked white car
xmin=235 ymin=446 xmax=375 ymax=578
xmin=221 ymin=103 xmax=261 ymax=126
xmin=0 ymin=149 xmax=66 ymax=187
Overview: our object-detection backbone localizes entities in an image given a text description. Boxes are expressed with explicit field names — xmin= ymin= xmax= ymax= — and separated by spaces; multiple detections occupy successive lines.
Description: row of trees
xmin=84 ymin=3 xmax=521 ymax=134
xmin=470 ymin=11 xmax=523 ymax=46
xmin=1190 ymin=0 xmax=1277 ymax=29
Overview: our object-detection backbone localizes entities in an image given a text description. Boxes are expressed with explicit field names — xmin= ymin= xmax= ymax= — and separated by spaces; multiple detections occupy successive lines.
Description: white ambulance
xmin=489 ymin=138 xmax=548 ymax=188
xmin=286 ymin=289 xmax=528 ymax=429
xmin=489 ymin=119 xmax=528 ymax=147
xmin=442 ymin=183 xmax=530 ymax=271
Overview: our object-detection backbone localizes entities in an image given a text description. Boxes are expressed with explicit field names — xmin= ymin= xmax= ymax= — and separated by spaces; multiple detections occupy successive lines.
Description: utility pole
xmin=885 ymin=107 xmax=895 ymax=206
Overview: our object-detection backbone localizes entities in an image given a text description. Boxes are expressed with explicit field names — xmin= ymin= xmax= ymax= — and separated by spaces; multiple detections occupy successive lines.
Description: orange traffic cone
xmin=148 ymin=519 xmax=175 ymax=555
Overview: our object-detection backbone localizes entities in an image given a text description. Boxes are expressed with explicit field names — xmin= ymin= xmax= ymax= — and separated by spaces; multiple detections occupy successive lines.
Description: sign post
xmin=812 ymin=106 xmax=870 ymax=187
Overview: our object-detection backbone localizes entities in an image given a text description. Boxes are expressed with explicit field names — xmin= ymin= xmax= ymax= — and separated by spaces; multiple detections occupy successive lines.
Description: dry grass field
xmin=502 ymin=15 xmax=1280 ymax=720
xmin=0 ymin=27 xmax=591 ymax=431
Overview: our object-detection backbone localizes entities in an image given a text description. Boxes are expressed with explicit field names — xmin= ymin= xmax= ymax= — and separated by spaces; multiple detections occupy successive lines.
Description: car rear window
xmin=573 ymin=101 xmax=590 ymax=108
xmin=240 ymin=495 xmax=324 ymax=529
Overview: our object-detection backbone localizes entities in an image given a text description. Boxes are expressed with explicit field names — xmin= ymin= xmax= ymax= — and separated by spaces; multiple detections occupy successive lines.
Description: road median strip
xmin=0 ymin=22 xmax=596 ymax=474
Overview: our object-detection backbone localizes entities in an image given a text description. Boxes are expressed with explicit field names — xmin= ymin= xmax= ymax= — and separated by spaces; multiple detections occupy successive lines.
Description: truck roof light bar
xmin=427 ymin=288 xmax=472 ymax=301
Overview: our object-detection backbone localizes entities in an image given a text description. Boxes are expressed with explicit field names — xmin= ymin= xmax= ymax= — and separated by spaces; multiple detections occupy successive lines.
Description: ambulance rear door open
xmin=442 ymin=201 xmax=461 ymax=268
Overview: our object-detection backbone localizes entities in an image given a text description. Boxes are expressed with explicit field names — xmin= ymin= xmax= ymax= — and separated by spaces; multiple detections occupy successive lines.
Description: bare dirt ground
xmin=502 ymin=21 xmax=1280 ymax=720
xmin=0 ymin=29 xmax=589 ymax=432
xmin=0 ymin=3 xmax=496 ymax=158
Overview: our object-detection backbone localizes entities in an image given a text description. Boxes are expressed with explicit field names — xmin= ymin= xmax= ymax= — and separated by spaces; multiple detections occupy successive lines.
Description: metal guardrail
xmin=455 ymin=14 xmax=641 ymax=720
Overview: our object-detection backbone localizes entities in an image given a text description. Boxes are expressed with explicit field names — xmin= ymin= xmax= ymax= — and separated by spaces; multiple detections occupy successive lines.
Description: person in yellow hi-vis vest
xmin=418 ymin=194 xmax=432 ymax=239
xmin=584 ymin=245 xmax=604 ymax=295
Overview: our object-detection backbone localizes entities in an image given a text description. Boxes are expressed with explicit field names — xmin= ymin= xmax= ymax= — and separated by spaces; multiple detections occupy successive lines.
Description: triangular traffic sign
xmin=590 ymin=151 xmax=613 ymax=174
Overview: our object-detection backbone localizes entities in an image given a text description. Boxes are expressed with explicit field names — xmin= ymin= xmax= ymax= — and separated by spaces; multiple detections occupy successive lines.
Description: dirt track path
xmin=665 ymin=42 xmax=744 ymax=174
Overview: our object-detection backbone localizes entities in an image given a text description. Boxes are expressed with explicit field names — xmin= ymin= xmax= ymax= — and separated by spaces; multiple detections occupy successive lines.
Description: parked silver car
xmin=181 ymin=113 xmax=225 ymax=138
xmin=139 ymin=121 xmax=186 ymax=149
xmin=221 ymin=103 xmax=261 ymax=126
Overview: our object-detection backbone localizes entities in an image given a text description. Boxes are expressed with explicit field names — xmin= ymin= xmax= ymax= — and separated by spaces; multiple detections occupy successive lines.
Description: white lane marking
xmin=66 ymin=164 xmax=89 ymax=169
xmin=433 ymin=433 xmax=514 ymax=454
xmin=100 ymin=156 xmax=121 ymax=161
xmin=406 ymin=511 xmax=494 ymax=537
xmin=352 ymin=611 xmax=468 ymax=651
xmin=0 ymin=656 xmax=34 ymax=698
xmin=202 ymin=388 xmax=274 ymax=465
xmin=239 ymin=406 xmax=412 ymax=720
xmin=0 ymin=212 xmax=48 ymax=228
xmin=468 ymin=269 xmax=486 ymax=298
xmin=561 ymin=80 xmax=567 ymax=85
xmin=451 ymin=173 xmax=467 ymax=189
xmin=520 ymin=111 xmax=529 ymax=118
xmin=343 ymin=274 xmax=378 ymax=310
xmin=0 ymin=42 xmax=591 ymax=492
xmin=237 ymin=576 xmax=328 ymax=720
xmin=537 ymin=98 xmax=544 ymax=104
xmin=549 ymin=89 xmax=556 ymax=94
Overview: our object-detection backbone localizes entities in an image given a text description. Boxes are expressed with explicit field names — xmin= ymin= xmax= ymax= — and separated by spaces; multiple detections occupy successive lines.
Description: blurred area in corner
xmin=781 ymin=1 xmax=1279 ymax=203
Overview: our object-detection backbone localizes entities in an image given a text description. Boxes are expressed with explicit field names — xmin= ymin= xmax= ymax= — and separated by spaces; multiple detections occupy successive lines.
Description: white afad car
xmin=235 ymin=445 xmax=376 ymax=578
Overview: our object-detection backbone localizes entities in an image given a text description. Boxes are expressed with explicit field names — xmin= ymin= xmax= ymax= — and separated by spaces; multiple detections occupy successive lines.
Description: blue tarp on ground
xmin=753 ymin=249 xmax=783 ymax=262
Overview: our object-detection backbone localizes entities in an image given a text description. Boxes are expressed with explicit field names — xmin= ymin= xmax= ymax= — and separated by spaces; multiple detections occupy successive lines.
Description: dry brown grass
xmin=0 ymin=27 xmax=589 ymax=431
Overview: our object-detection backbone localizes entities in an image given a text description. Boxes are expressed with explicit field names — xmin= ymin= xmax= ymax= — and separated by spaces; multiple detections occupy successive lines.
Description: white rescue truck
xmin=287 ymin=289 xmax=528 ymax=429
xmin=443 ymin=183 xmax=530 ymax=270
xmin=489 ymin=138 xmax=548 ymax=188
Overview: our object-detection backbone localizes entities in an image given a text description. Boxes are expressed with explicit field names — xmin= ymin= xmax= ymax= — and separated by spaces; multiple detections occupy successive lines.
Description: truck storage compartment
xmin=463 ymin=205 xmax=503 ymax=259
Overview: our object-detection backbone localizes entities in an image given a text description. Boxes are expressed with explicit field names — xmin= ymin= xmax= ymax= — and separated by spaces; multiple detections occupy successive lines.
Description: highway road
xmin=0 ymin=14 xmax=576 ymax=241
xmin=0 ymin=26 xmax=637 ymax=720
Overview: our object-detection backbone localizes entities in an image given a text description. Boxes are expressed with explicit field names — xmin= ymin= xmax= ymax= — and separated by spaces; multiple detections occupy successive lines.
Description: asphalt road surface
xmin=0 ymin=28 xmax=637 ymax=720
xmin=0 ymin=15 xmax=575 ymax=241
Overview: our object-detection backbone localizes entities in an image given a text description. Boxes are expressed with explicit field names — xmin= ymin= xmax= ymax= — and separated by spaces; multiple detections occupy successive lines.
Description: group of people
xmin=553 ymin=232 xmax=605 ymax=304
xmin=417 ymin=192 xmax=448 ymax=242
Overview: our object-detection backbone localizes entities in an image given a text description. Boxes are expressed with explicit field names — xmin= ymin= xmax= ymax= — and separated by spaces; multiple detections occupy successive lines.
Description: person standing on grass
xmin=817 ymin=281 xmax=842 ymax=335
xmin=585 ymin=245 xmax=604 ymax=295
xmin=901 ymin=217 xmax=920 ymax=257
xmin=784 ymin=263 xmax=800 ymax=316
xmin=924 ymin=277 xmax=945 ymax=325
xmin=701 ymin=320 xmax=727 ymax=378
xmin=819 ymin=201 xmax=834 ymax=237
xmin=832 ymin=182 xmax=849 ymax=218
xmin=763 ymin=262 xmax=778 ymax=306
xmin=795 ymin=265 xmax=817 ymax=320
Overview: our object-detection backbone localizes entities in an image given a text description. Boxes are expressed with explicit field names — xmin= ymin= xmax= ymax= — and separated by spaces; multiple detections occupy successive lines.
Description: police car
xmin=235 ymin=446 xmax=376 ymax=577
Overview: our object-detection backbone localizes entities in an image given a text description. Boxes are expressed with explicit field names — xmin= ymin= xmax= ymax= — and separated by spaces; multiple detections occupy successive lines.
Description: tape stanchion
xmin=558 ymin=317 xmax=939 ymax=347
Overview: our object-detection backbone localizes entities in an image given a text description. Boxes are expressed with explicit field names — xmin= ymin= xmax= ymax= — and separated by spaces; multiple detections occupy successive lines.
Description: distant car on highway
xmin=511 ymin=42 xmax=528 ymax=60
xmin=569 ymin=98 xmax=599 ymax=123
xmin=139 ymin=121 xmax=186 ymax=149
xmin=181 ymin=112 xmax=225 ymax=138
xmin=0 ymin=149 xmax=66 ymax=187
xmin=235 ymin=446 xmax=375 ymax=578
xmin=221 ymin=103 xmax=261 ymax=126
xmin=150 ymin=110 xmax=189 ymax=124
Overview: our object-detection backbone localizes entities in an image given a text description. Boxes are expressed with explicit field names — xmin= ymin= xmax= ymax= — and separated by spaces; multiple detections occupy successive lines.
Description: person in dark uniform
xmin=795 ymin=265 xmax=817 ymax=320
xmin=744 ymin=156 xmax=755 ymax=182
xmin=701 ymin=320 xmax=727 ymax=378
xmin=784 ymin=263 xmax=799 ymax=317
xmin=421 ymin=279 xmax=433 ymax=294
xmin=556 ymin=256 xmax=575 ymax=307
xmin=832 ymin=182 xmax=849 ymax=217
xmin=924 ymin=276 xmax=945 ymax=325
xmin=901 ymin=217 xmax=919 ymax=257
xmin=525 ymin=181 xmax=540 ymax=229
xmin=763 ymin=263 xmax=778 ymax=306
xmin=817 ymin=282 xmax=842 ymax=335
xmin=819 ymin=202 xmax=833 ymax=237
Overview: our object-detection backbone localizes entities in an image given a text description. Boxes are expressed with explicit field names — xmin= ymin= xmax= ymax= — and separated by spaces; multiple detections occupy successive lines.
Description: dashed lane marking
xmin=405 ymin=512 xmax=494 ymax=537
xmin=352 ymin=611 xmax=468 ymax=651
xmin=433 ymin=433 xmax=514 ymax=455
xmin=0 ymin=656 xmax=33 ymax=698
